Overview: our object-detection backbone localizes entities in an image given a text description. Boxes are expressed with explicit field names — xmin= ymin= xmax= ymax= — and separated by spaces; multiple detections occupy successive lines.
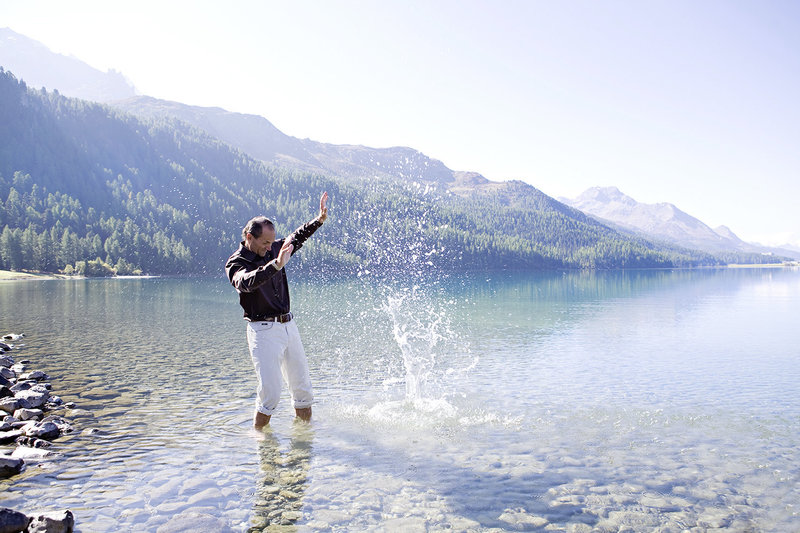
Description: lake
xmin=1 ymin=267 xmax=798 ymax=532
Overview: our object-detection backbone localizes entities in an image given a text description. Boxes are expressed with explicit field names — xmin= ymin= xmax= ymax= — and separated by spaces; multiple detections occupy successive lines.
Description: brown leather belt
xmin=259 ymin=312 xmax=293 ymax=323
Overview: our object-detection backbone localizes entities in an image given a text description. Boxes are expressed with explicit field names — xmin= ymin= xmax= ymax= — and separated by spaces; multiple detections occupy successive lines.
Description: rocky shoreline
xmin=0 ymin=334 xmax=76 ymax=533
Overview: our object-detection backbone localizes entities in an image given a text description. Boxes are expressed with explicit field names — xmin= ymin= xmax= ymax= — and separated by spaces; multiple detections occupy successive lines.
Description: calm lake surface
xmin=1 ymin=267 xmax=798 ymax=532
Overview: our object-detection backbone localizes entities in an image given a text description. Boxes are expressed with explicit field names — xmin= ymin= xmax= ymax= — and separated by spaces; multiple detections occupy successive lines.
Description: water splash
xmin=381 ymin=285 xmax=453 ymax=400
xmin=321 ymin=181 xmax=482 ymax=427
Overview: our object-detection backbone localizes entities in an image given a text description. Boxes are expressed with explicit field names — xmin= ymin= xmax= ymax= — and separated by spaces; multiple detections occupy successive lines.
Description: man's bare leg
xmin=254 ymin=411 xmax=271 ymax=430
xmin=295 ymin=407 xmax=312 ymax=421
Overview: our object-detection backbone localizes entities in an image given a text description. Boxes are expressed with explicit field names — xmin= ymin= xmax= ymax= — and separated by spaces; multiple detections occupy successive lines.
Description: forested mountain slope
xmin=110 ymin=96 xmax=786 ymax=267
xmin=0 ymin=68 xmax=727 ymax=275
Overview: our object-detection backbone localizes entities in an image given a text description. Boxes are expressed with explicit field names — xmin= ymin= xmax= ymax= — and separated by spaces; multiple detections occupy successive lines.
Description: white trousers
xmin=246 ymin=319 xmax=313 ymax=416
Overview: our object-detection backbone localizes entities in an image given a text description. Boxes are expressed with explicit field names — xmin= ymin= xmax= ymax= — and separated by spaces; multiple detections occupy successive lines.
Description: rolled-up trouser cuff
xmin=255 ymin=402 xmax=277 ymax=416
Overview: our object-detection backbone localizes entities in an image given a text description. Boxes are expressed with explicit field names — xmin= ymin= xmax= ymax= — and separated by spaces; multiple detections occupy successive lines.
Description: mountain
xmin=1 ymin=68 xmax=731 ymax=275
xmin=110 ymin=96 xmax=469 ymax=187
xmin=562 ymin=187 xmax=800 ymax=260
xmin=0 ymin=27 xmax=136 ymax=102
xmin=109 ymin=98 xmax=640 ymax=222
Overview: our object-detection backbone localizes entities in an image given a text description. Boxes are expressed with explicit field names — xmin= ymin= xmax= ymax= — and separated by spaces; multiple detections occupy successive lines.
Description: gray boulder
xmin=26 ymin=510 xmax=73 ymax=533
xmin=0 ymin=507 xmax=29 ymax=533
xmin=0 ymin=367 xmax=13 ymax=380
xmin=0 ymin=430 xmax=23 ymax=445
xmin=0 ymin=356 xmax=13 ymax=367
xmin=20 ymin=371 xmax=49 ymax=382
xmin=0 ymin=386 xmax=11 ymax=399
xmin=0 ymin=376 xmax=10 ymax=388
xmin=0 ymin=398 xmax=20 ymax=415
xmin=13 ymin=408 xmax=43 ymax=421
xmin=9 ymin=383 xmax=30 ymax=393
xmin=22 ymin=421 xmax=60 ymax=441
xmin=41 ymin=416 xmax=73 ymax=435
xmin=0 ymin=455 xmax=24 ymax=479
xmin=15 ymin=436 xmax=51 ymax=448
xmin=14 ymin=390 xmax=48 ymax=409
xmin=45 ymin=396 xmax=63 ymax=407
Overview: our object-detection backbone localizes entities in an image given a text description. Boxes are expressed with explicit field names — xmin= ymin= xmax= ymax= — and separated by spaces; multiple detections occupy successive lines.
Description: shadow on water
xmin=301 ymin=419 xmax=588 ymax=531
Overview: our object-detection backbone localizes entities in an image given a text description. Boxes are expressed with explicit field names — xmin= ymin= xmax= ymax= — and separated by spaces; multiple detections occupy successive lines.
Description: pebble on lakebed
xmin=1 ymin=333 xmax=87 ymax=532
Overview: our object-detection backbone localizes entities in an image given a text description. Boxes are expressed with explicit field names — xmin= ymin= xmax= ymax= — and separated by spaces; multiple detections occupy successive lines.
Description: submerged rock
xmin=2 ymin=333 xmax=25 ymax=341
xmin=155 ymin=511 xmax=232 ymax=533
xmin=10 ymin=445 xmax=54 ymax=462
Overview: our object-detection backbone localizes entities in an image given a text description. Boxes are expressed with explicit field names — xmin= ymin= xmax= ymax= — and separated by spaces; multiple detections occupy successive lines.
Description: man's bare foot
xmin=254 ymin=411 xmax=271 ymax=430
xmin=295 ymin=407 xmax=312 ymax=421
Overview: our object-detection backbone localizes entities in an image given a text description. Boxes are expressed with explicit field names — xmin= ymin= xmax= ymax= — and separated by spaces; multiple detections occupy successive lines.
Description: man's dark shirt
xmin=225 ymin=219 xmax=322 ymax=321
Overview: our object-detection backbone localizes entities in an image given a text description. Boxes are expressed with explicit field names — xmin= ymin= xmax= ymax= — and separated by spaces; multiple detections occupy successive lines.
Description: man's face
xmin=246 ymin=226 xmax=276 ymax=257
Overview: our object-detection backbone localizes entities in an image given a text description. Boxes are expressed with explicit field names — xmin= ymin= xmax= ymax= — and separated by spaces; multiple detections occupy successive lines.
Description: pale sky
xmin=3 ymin=0 xmax=799 ymax=246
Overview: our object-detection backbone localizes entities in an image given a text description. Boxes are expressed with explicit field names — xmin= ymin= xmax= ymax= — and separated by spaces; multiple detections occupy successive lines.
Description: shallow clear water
xmin=1 ymin=268 xmax=798 ymax=532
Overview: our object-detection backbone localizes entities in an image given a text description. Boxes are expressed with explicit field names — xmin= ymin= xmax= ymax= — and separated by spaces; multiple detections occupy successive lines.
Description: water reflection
xmin=250 ymin=423 xmax=314 ymax=531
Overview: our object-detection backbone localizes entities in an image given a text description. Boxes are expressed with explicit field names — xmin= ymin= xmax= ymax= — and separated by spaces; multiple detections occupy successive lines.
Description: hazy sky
xmin=3 ymin=0 xmax=799 ymax=245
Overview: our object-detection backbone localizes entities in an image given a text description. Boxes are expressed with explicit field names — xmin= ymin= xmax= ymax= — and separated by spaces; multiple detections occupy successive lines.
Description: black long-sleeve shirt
xmin=225 ymin=219 xmax=322 ymax=321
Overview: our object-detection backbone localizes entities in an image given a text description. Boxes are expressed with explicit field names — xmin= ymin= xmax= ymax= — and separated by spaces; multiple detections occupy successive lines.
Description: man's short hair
xmin=242 ymin=216 xmax=275 ymax=240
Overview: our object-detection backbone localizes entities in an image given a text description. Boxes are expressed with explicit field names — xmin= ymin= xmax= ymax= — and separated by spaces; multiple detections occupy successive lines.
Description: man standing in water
xmin=226 ymin=192 xmax=328 ymax=429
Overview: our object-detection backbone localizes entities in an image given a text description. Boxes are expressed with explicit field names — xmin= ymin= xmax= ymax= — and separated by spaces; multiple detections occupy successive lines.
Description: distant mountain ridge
xmin=109 ymin=96 xmax=592 ymax=215
xmin=0 ymin=27 xmax=136 ymax=102
xmin=562 ymin=187 xmax=800 ymax=260
xmin=110 ymin=96 xmax=476 ymax=187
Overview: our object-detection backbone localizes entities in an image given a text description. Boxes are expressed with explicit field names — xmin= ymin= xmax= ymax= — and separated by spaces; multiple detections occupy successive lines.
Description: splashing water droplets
xmin=382 ymin=288 xmax=453 ymax=400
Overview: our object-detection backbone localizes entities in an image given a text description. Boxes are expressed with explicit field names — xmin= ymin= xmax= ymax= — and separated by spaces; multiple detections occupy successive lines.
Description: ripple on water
xmin=2 ymin=273 xmax=799 ymax=531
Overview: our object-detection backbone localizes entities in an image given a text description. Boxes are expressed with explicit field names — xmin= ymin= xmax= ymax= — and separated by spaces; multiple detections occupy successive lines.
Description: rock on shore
xmin=0 ymin=334 xmax=77 ymax=532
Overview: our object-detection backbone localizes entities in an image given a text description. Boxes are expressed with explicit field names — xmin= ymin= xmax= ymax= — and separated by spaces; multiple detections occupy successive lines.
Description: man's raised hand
xmin=275 ymin=240 xmax=294 ymax=269
xmin=318 ymin=192 xmax=329 ymax=223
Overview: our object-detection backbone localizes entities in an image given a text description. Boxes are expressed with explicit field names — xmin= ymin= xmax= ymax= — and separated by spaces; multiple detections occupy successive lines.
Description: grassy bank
xmin=0 ymin=270 xmax=70 ymax=281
